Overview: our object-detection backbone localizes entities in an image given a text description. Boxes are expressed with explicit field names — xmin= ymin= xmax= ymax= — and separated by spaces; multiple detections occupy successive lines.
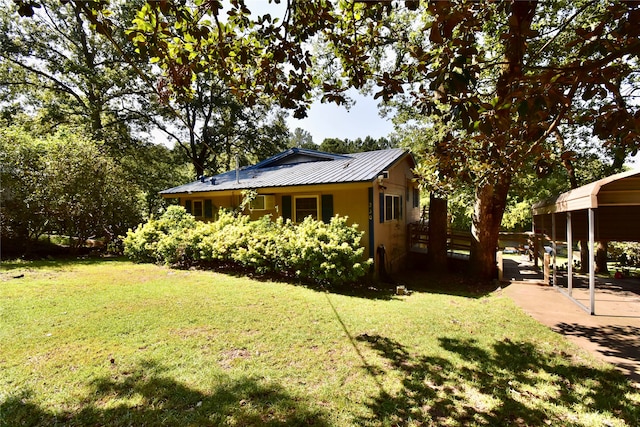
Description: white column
xmin=567 ymin=212 xmax=573 ymax=295
xmin=588 ymin=208 xmax=595 ymax=315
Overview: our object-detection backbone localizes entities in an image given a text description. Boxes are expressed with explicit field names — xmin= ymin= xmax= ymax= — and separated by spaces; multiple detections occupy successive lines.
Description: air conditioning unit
xmin=250 ymin=195 xmax=276 ymax=210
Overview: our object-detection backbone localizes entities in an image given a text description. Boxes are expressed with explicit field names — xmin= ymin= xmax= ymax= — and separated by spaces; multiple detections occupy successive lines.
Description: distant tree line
xmin=288 ymin=128 xmax=397 ymax=154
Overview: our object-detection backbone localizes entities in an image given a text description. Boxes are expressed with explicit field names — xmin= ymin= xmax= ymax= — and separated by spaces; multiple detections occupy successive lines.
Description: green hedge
xmin=123 ymin=206 xmax=372 ymax=285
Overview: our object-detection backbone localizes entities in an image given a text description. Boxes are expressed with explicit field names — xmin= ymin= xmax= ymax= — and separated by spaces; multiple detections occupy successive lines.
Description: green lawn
xmin=1 ymin=259 xmax=638 ymax=426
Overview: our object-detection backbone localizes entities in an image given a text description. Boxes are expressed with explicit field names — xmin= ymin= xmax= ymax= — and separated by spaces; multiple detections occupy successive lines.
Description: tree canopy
xmin=319 ymin=135 xmax=396 ymax=154
xmin=0 ymin=126 xmax=143 ymax=253
xmin=152 ymin=70 xmax=290 ymax=177
xmin=9 ymin=0 xmax=640 ymax=278
xmin=325 ymin=0 xmax=639 ymax=277
xmin=0 ymin=0 xmax=152 ymax=152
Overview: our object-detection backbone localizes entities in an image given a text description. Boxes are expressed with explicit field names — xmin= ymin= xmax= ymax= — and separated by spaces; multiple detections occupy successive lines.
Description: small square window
xmin=250 ymin=196 xmax=265 ymax=210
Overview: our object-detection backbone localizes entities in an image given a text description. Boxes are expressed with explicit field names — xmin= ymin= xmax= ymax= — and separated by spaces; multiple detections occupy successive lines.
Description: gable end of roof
xmin=251 ymin=148 xmax=350 ymax=169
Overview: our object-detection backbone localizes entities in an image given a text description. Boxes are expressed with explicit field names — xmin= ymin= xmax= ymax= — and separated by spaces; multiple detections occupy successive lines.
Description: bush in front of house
xmin=123 ymin=205 xmax=199 ymax=264
xmin=123 ymin=206 xmax=371 ymax=285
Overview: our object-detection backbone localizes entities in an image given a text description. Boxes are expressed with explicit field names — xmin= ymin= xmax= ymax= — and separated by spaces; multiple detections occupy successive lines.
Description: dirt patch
xmin=169 ymin=326 xmax=218 ymax=340
xmin=218 ymin=348 xmax=253 ymax=369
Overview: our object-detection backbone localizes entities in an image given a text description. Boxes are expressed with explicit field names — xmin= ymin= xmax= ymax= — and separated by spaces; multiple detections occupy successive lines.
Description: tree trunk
xmin=427 ymin=193 xmax=448 ymax=272
xmin=595 ymin=240 xmax=609 ymax=274
xmin=579 ymin=240 xmax=590 ymax=274
xmin=466 ymin=0 xmax=533 ymax=280
xmin=469 ymin=174 xmax=511 ymax=280
xmin=193 ymin=160 xmax=205 ymax=178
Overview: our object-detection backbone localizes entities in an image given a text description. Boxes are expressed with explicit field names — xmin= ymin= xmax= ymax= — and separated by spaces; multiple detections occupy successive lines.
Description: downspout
xmin=235 ymin=154 xmax=240 ymax=184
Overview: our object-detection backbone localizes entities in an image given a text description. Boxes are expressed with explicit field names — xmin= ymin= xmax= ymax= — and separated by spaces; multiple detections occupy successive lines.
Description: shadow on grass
xmin=1 ymin=359 xmax=328 ymax=427
xmin=0 ymin=255 xmax=127 ymax=271
xmin=394 ymin=269 xmax=499 ymax=299
xmin=555 ymin=323 xmax=640 ymax=383
xmin=355 ymin=334 xmax=639 ymax=426
xmin=1 ymin=256 xmax=494 ymax=301
xmin=160 ymin=259 xmax=403 ymax=301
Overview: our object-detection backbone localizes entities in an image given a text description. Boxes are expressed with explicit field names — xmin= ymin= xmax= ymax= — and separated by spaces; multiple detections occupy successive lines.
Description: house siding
xmin=166 ymin=150 xmax=420 ymax=278
xmin=372 ymin=156 xmax=421 ymax=274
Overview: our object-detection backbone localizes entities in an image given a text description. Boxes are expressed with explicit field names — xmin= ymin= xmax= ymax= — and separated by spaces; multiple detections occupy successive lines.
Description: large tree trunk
xmin=427 ymin=193 xmax=448 ymax=272
xmin=469 ymin=174 xmax=512 ymax=280
xmin=466 ymin=0 xmax=533 ymax=280
xmin=595 ymin=240 xmax=609 ymax=274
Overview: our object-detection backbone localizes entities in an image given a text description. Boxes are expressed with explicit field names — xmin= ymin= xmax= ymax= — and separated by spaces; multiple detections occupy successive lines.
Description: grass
xmin=1 ymin=258 xmax=638 ymax=426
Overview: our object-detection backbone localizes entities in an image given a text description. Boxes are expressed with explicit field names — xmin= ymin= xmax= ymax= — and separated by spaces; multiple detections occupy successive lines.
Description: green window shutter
xmin=184 ymin=199 xmax=192 ymax=214
xmin=204 ymin=199 xmax=213 ymax=218
xmin=282 ymin=196 xmax=292 ymax=221
xmin=321 ymin=194 xmax=334 ymax=223
xmin=379 ymin=193 xmax=385 ymax=223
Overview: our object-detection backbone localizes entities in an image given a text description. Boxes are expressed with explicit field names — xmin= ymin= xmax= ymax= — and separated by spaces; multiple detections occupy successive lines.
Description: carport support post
xmin=552 ymin=213 xmax=557 ymax=286
xmin=588 ymin=208 xmax=595 ymax=315
xmin=567 ymin=212 xmax=573 ymax=296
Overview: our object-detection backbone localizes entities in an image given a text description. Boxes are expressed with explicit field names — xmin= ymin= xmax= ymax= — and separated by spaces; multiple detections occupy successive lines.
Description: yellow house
xmin=160 ymin=148 xmax=420 ymax=274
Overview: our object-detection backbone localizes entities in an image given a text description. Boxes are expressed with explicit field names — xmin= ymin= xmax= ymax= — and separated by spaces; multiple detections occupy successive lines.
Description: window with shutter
xmin=294 ymin=196 xmax=319 ymax=222
xmin=384 ymin=194 xmax=402 ymax=222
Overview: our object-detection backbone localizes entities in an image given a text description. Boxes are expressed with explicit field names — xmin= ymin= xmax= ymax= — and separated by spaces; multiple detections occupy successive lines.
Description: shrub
xmin=123 ymin=207 xmax=372 ymax=285
xmin=609 ymin=242 xmax=640 ymax=267
xmin=1 ymin=125 xmax=144 ymax=254
xmin=283 ymin=216 xmax=368 ymax=285
xmin=197 ymin=210 xmax=251 ymax=263
xmin=123 ymin=206 xmax=197 ymax=264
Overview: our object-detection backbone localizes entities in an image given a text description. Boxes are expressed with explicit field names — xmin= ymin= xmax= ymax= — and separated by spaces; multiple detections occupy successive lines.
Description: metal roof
xmin=160 ymin=148 xmax=413 ymax=195
xmin=531 ymin=168 xmax=640 ymax=315
xmin=532 ymin=169 xmax=640 ymax=215
xmin=532 ymin=169 xmax=640 ymax=242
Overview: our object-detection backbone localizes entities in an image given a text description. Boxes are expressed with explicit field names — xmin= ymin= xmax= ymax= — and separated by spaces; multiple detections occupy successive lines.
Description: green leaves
xmin=1 ymin=126 xmax=143 ymax=252
xmin=124 ymin=207 xmax=371 ymax=286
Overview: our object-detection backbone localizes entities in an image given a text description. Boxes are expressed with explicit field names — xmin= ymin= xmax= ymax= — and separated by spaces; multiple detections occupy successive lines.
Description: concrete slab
xmin=502 ymin=277 xmax=640 ymax=385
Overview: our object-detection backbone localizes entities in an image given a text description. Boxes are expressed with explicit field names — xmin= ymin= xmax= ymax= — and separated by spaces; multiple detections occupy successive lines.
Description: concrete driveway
xmin=502 ymin=257 xmax=640 ymax=385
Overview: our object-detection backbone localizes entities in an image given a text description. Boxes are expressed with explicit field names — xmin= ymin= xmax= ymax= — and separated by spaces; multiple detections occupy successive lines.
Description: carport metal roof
xmin=532 ymin=169 xmax=640 ymax=315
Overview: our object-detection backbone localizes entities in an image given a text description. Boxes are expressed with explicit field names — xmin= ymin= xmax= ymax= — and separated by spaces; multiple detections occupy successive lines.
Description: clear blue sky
xmin=244 ymin=1 xmax=395 ymax=145
xmin=285 ymin=90 xmax=394 ymax=144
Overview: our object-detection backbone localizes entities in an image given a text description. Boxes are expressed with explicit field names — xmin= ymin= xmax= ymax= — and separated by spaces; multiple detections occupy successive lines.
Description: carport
xmin=532 ymin=170 xmax=640 ymax=315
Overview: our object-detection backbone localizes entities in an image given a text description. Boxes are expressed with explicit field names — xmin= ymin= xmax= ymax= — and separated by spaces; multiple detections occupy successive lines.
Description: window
xmin=385 ymin=194 xmax=401 ymax=221
xmin=249 ymin=195 xmax=275 ymax=211
xmin=250 ymin=196 xmax=265 ymax=210
xmin=185 ymin=199 xmax=213 ymax=218
xmin=294 ymin=196 xmax=319 ymax=222
xmin=193 ymin=200 xmax=203 ymax=218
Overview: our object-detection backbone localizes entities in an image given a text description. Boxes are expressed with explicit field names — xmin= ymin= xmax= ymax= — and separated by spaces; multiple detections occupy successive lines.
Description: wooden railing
xmin=408 ymin=222 xmax=429 ymax=250
xmin=408 ymin=223 xmax=472 ymax=255
xmin=448 ymin=230 xmax=472 ymax=254
xmin=409 ymin=223 xmax=544 ymax=260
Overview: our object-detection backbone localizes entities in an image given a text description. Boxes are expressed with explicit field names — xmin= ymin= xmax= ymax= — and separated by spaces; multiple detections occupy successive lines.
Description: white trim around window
xmin=384 ymin=194 xmax=402 ymax=222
